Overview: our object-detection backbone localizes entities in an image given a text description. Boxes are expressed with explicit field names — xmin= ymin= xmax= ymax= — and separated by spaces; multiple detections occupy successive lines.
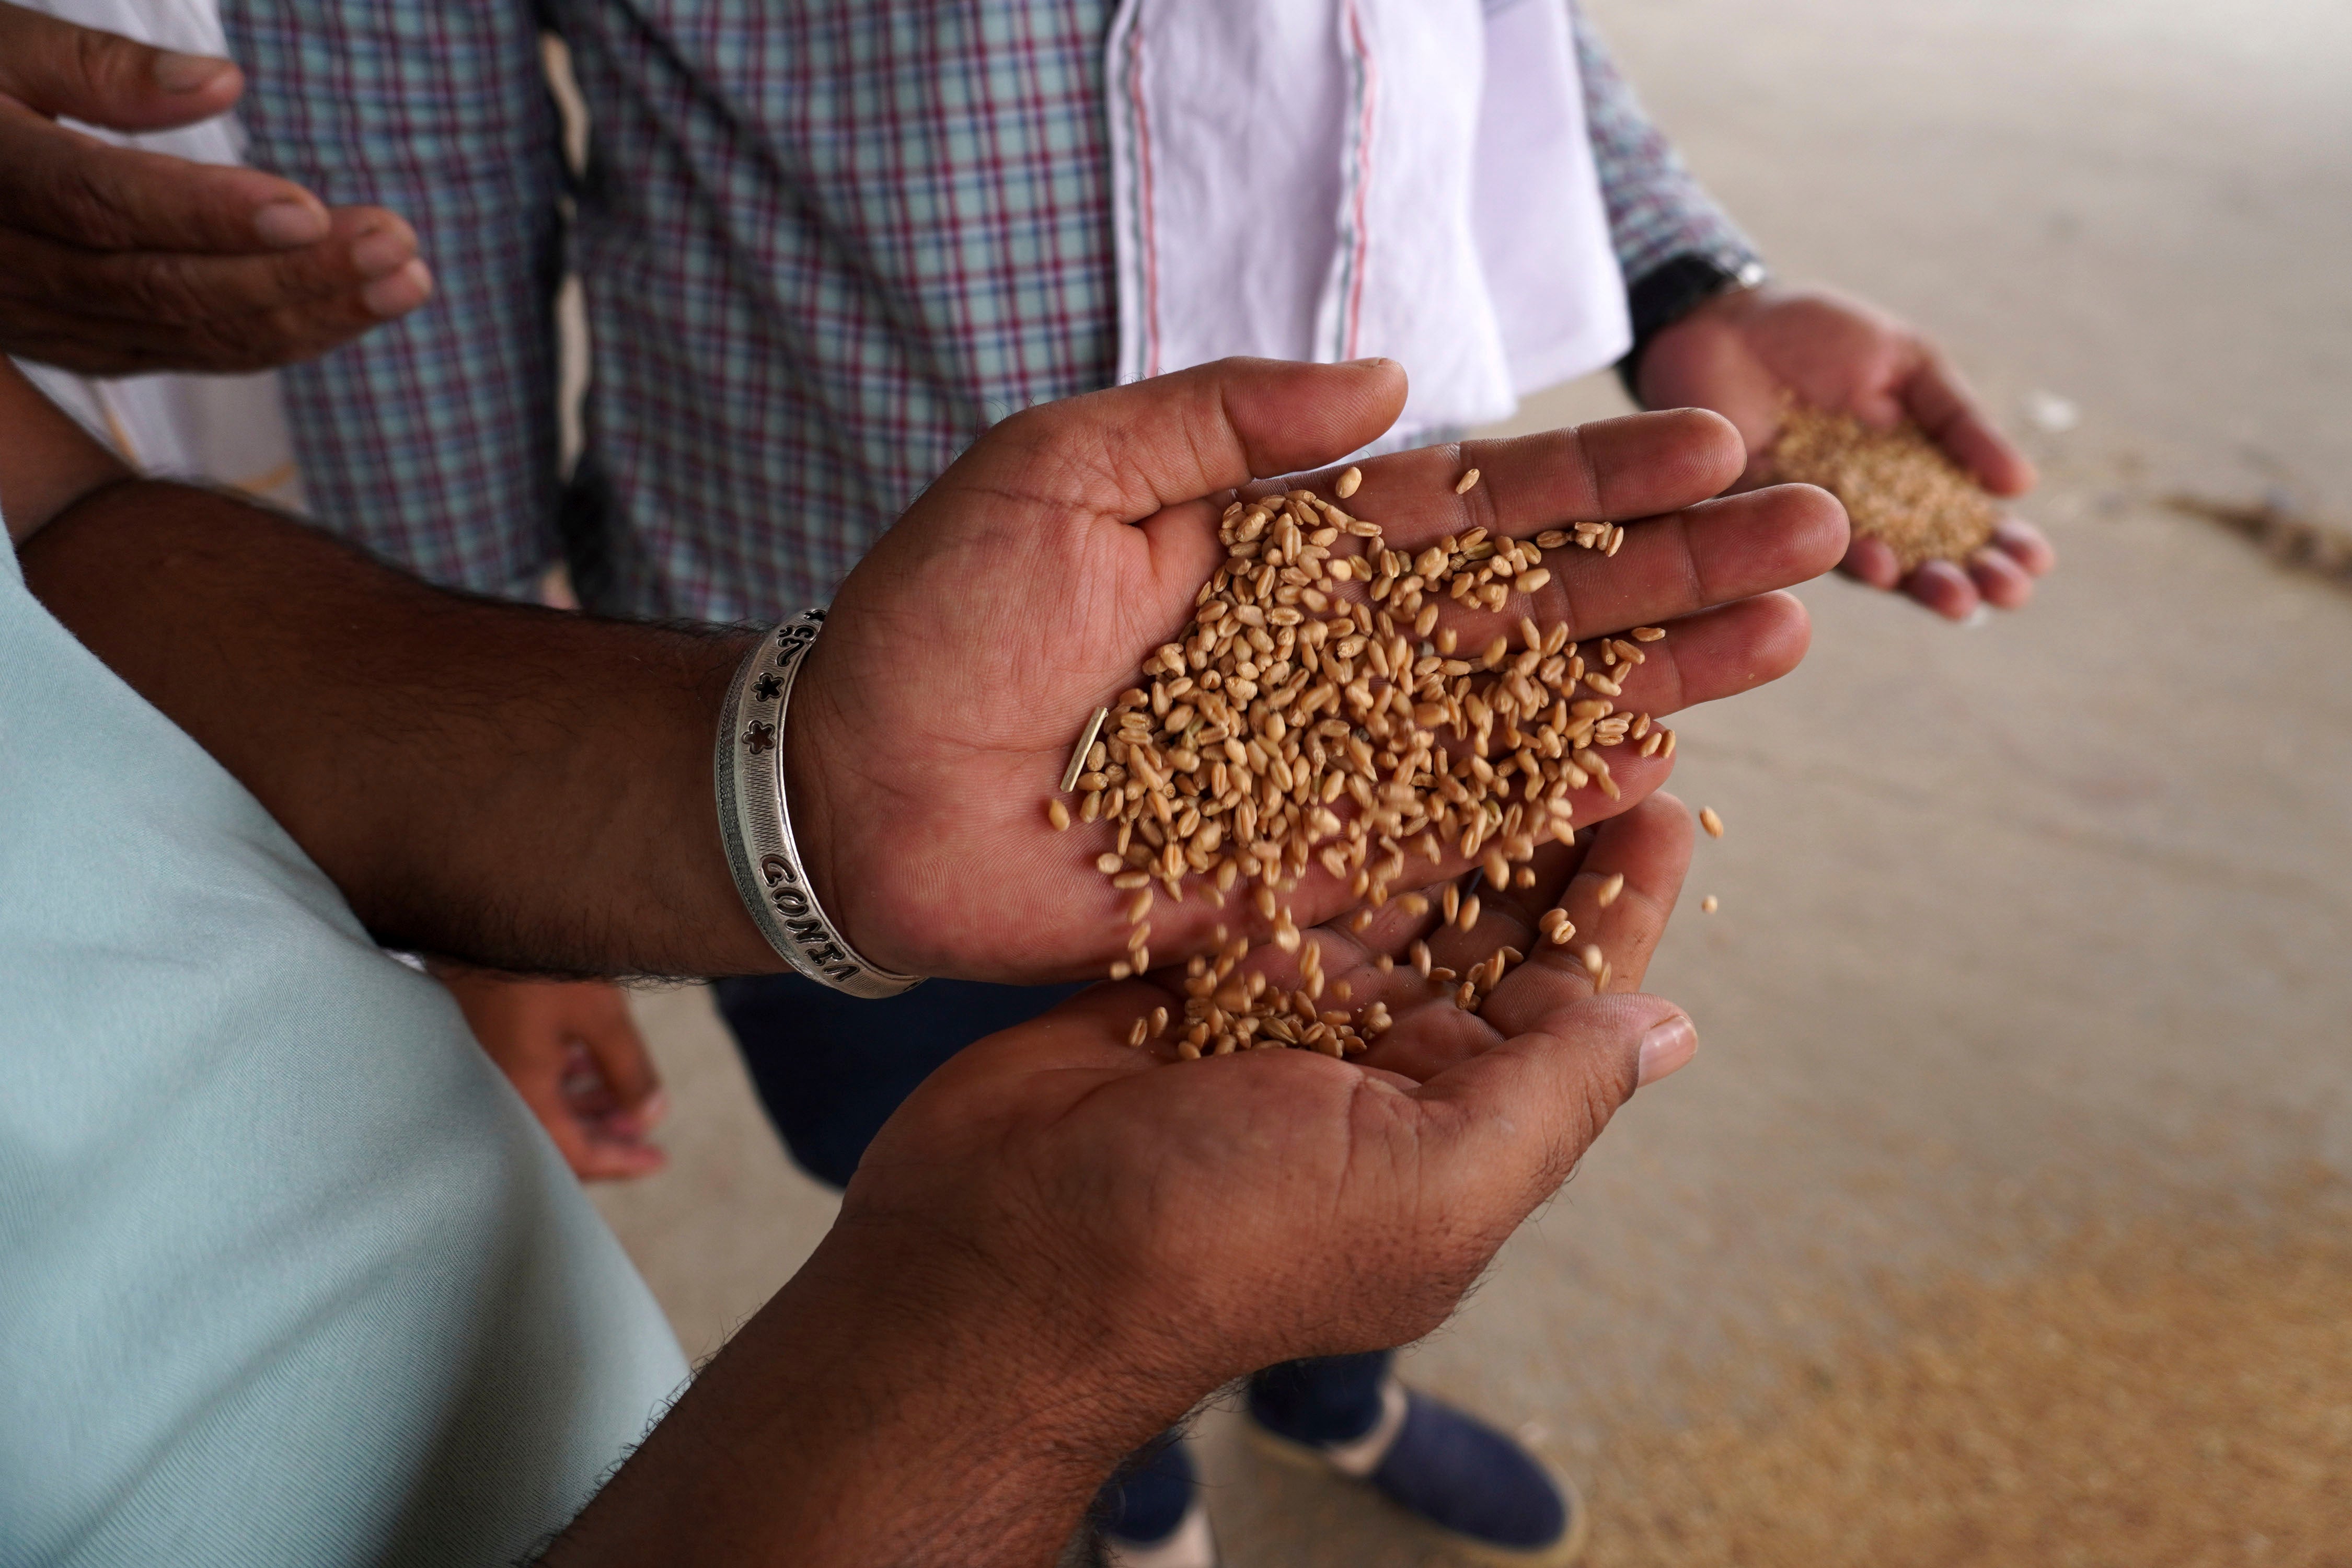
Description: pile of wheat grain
xmin=1047 ymin=464 xmax=1667 ymax=1058
xmin=1770 ymin=406 xmax=2002 ymax=573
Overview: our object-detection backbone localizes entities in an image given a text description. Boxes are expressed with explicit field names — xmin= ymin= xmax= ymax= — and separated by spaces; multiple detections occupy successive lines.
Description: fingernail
xmin=361 ymin=259 xmax=432 ymax=318
xmin=153 ymin=50 xmax=233 ymax=94
xmin=253 ymin=200 xmax=329 ymax=249
xmin=349 ymin=224 xmax=415 ymax=278
xmin=1635 ymin=1015 xmax=1698 ymax=1086
xmin=639 ymin=1089 xmax=671 ymax=1127
xmin=1345 ymin=356 xmax=1394 ymax=370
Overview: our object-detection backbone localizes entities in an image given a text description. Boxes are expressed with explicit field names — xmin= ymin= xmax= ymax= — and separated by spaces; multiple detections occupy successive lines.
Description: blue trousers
xmin=711 ymin=974 xmax=1392 ymax=1445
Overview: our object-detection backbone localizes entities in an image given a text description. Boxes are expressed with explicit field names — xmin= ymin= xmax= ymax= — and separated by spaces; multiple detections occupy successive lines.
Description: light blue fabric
xmin=0 ymin=531 xmax=690 ymax=1566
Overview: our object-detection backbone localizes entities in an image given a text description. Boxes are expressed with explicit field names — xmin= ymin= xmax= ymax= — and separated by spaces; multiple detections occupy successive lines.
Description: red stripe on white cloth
xmin=1125 ymin=18 xmax=1163 ymax=379
xmin=1340 ymin=0 xmax=1378 ymax=362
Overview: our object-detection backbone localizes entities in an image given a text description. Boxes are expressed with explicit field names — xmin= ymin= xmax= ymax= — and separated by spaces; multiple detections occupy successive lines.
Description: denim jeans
xmin=711 ymin=971 xmax=1086 ymax=1189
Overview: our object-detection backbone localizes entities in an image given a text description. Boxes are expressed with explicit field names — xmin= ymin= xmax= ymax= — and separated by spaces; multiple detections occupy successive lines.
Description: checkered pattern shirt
xmin=224 ymin=0 xmax=1755 ymax=622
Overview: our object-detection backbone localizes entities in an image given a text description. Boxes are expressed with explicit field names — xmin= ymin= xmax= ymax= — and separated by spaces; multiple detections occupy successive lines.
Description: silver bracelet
xmin=715 ymin=610 xmax=924 ymax=998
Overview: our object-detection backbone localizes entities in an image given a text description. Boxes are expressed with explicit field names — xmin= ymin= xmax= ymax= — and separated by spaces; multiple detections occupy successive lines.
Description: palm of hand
xmin=790 ymin=358 xmax=1841 ymax=983
xmin=1636 ymin=290 xmax=1924 ymax=486
xmin=787 ymin=410 xmax=1237 ymax=978
xmin=840 ymin=792 xmax=1695 ymax=1407
xmin=1636 ymin=285 xmax=2056 ymax=619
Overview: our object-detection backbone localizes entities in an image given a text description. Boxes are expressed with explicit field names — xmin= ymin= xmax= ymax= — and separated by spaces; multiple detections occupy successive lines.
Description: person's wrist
xmin=791 ymin=1214 xmax=1193 ymax=1452
xmin=1632 ymin=279 xmax=1774 ymax=405
xmin=534 ymin=1222 xmax=1167 ymax=1561
xmin=561 ymin=1213 xmax=1193 ymax=1564
xmin=1620 ymin=252 xmax=1769 ymax=403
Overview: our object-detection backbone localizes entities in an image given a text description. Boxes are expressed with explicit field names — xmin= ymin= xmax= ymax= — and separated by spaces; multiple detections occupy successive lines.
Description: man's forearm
xmin=545 ymin=1220 xmax=1171 ymax=1567
xmin=19 ymin=480 xmax=779 ymax=978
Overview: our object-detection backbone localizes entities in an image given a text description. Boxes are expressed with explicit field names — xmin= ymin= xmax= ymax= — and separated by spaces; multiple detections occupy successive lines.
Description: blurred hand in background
xmin=436 ymin=970 xmax=670 ymax=1182
xmin=0 ymin=0 xmax=430 ymax=374
xmin=1637 ymin=282 xmax=2057 ymax=621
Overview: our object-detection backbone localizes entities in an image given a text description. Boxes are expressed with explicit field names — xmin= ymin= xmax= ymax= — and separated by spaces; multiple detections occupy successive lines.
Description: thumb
xmin=571 ymin=984 xmax=666 ymax=1123
xmin=0 ymin=3 xmax=243 ymax=129
xmin=1411 ymin=995 xmax=1697 ymax=1227
xmin=979 ymin=356 xmax=1409 ymax=528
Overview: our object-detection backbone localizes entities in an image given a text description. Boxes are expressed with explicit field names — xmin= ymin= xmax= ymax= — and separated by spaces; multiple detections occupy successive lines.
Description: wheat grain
xmin=1769 ymin=405 xmax=2002 ymax=572
xmin=1053 ymin=469 xmax=1683 ymax=1060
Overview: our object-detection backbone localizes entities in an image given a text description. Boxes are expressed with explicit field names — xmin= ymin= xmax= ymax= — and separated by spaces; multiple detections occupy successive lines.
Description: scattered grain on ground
xmin=1584 ymin=1179 xmax=2352 ymax=1568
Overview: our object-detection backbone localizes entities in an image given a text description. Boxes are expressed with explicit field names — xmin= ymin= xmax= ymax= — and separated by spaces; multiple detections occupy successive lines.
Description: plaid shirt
xmin=225 ymin=0 xmax=1755 ymax=622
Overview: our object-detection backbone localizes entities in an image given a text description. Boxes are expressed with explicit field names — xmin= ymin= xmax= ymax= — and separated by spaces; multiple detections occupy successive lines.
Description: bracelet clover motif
xmin=716 ymin=610 xmax=924 ymax=998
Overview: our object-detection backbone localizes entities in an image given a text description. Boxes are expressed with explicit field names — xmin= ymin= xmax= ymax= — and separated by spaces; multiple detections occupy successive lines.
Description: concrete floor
xmin=593 ymin=1 xmax=2352 ymax=1558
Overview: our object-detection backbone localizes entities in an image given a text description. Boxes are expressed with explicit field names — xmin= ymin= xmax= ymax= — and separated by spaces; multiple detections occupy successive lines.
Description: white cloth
xmin=11 ymin=0 xmax=303 ymax=506
xmin=1106 ymin=0 xmax=1630 ymax=445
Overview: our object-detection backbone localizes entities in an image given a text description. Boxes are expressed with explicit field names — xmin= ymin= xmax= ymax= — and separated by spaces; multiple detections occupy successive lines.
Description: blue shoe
xmin=1246 ymin=1375 xmax=1588 ymax=1565
xmin=1098 ymin=1433 xmax=1220 ymax=1568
